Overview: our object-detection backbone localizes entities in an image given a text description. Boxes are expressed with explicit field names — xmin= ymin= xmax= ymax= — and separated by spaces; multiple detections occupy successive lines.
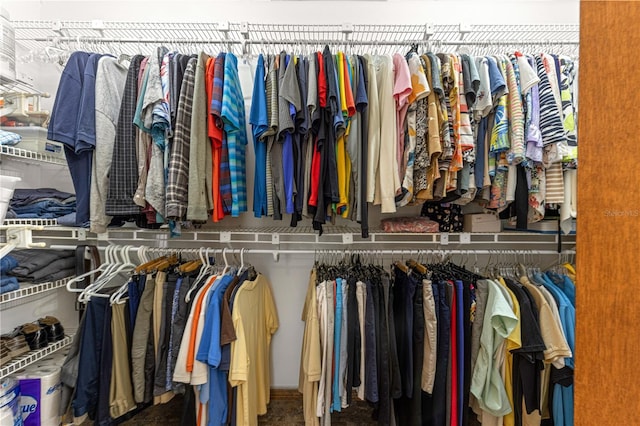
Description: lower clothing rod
xmin=48 ymin=245 xmax=574 ymax=256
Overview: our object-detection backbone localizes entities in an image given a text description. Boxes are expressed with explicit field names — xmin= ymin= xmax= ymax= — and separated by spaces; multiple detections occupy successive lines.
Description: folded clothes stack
xmin=0 ymin=316 xmax=65 ymax=365
xmin=3 ymin=249 xmax=76 ymax=286
xmin=6 ymin=188 xmax=76 ymax=220
xmin=0 ymin=129 xmax=21 ymax=146
xmin=0 ymin=255 xmax=19 ymax=294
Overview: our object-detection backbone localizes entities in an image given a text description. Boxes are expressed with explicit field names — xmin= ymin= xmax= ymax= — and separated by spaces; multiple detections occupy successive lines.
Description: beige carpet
xmin=120 ymin=390 xmax=377 ymax=425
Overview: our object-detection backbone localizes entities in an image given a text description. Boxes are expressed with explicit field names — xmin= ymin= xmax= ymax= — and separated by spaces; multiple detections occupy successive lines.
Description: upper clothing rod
xmin=18 ymin=37 xmax=580 ymax=46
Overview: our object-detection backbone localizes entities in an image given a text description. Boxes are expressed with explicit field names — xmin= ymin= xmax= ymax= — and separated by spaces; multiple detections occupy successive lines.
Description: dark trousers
xmin=73 ymin=296 xmax=110 ymax=420
xmin=422 ymin=281 xmax=451 ymax=426
xmin=96 ymin=301 xmax=114 ymax=425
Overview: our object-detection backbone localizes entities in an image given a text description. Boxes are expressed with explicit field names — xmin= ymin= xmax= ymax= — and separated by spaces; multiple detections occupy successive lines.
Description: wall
xmin=5 ymin=0 xmax=580 ymax=25
xmin=3 ymin=0 xmax=579 ymax=388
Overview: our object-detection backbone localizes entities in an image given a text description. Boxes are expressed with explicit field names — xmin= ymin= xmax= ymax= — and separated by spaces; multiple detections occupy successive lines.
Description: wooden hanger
xmin=154 ymin=255 xmax=178 ymax=272
xmin=407 ymin=259 xmax=427 ymax=275
xmin=394 ymin=260 xmax=409 ymax=274
xmin=180 ymin=259 xmax=202 ymax=273
xmin=134 ymin=255 xmax=167 ymax=273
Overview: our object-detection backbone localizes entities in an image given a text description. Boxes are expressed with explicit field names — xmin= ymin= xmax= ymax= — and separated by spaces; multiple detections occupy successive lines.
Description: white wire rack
xmin=1 ymin=218 xmax=59 ymax=227
xmin=0 ymin=276 xmax=74 ymax=307
xmin=0 ymin=145 xmax=67 ymax=166
xmin=12 ymin=21 xmax=580 ymax=58
xmin=0 ymin=334 xmax=73 ymax=379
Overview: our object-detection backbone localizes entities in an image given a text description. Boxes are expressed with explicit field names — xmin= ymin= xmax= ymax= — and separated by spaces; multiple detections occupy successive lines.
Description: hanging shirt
xmin=229 ymin=274 xmax=279 ymax=426
xmin=393 ymin=53 xmax=412 ymax=185
xmin=48 ymin=51 xmax=97 ymax=226
xmin=105 ymin=55 xmax=144 ymax=217
xmin=250 ymin=54 xmax=269 ymax=218
xmin=90 ymin=56 xmax=128 ymax=234
xmin=221 ymin=53 xmax=249 ymax=217
xmin=212 ymin=53 xmax=231 ymax=219
xmin=375 ymin=54 xmax=400 ymax=213
xmin=364 ymin=54 xmax=381 ymax=205
xmin=280 ymin=54 xmax=301 ymax=215
xmin=166 ymin=58 xmax=197 ymax=221
xmin=399 ymin=52 xmax=429 ymax=206
xmin=535 ymin=55 xmax=567 ymax=147
xmin=470 ymin=279 xmax=518 ymax=417
xmin=187 ymin=52 xmax=212 ymax=221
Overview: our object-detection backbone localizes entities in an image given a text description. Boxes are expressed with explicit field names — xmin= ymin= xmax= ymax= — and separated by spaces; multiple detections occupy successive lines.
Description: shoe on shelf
xmin=0 ymin=332 xmax=30 ymax=358
xmin=0 ymin=341 xmax=12 ymax=365
xmin=38 ymin=316 xmax=65 ymax=342
xmin=20 ymin=323 xmax=48 ymax=350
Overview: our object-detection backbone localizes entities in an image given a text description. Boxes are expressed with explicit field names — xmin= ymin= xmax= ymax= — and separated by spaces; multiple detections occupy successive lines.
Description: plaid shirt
xmin=106 ymin=55 xmax=145 ymax=216
xmin=221 ymin=53 xmax=248 ymax=217
xmin=166 ymin=58 xmax=197 ymax=219
xmin=211 ymin=53 xmax=232 ymax=216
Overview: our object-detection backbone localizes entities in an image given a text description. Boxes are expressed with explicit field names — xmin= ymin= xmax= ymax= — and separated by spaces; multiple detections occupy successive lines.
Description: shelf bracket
xmin=0 ymin=225 xmax=46 ymax=257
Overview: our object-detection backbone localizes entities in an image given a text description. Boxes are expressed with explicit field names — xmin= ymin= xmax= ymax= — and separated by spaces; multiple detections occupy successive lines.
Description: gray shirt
xmin=90 ymin=56 xmax=128 ymax=233
xmin=187 ymin=52 xmax=212 ymax=221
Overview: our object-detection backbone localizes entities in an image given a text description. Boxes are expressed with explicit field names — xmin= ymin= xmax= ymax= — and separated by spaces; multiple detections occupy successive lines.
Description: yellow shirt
xmin=298 ymin=269 xmax=321 ymax=426
xmin=498 ymin=277 xmax=522 ymax=426
xmin=229 ymin=274 xmax=279 ymax=426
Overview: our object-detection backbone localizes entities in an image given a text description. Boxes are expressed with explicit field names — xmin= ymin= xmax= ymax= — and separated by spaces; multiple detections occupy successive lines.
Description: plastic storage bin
xmin=0 ymin=175 xmax=21 ymax=224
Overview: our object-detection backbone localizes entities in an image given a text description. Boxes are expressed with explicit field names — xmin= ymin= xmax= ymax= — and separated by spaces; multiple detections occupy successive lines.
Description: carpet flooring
xmin=120 ymin=391 xmax=378 ymax=425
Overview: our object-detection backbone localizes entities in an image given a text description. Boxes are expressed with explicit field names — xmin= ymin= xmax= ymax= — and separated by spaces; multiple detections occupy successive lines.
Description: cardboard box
xmin=463 ymin=213 xmax=502 ymax=233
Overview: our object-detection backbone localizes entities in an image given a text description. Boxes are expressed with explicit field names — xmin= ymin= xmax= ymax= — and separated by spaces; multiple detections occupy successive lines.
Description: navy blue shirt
xmin=48 ymin=51 xmax=91 ymax=147
xmin=76 ymin=53 xmax=107 ymax=152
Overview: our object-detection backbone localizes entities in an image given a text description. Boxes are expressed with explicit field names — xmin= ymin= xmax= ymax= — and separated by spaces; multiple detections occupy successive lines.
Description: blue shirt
xmin=250 ymin=54 xmax=268 ymax=218
xmin=486 ymin=56 xmax=506 ymax=97
xmin=536 ymin=272 xmax=575 ymax=426
xmin=332 ymin=278 xmax=344 ymax=412
xmin=76 ymin=53 xmax=106 ymax=152
xmin=48 ymin=51 xmax=91 ymax=148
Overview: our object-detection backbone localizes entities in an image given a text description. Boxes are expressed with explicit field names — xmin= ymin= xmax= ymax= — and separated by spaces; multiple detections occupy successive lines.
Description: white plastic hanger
xmin=236 ymin=248 xmax=246 ymax=276
xmin=221 ymin=248 xmax=231 ymax=276
xmin=81 ymin=245 xmax=136 ymax=302
xmin=109 ymin=246 xmax=139 ymax=305
xmin=185 ymin=247 xmax=214 ymax=303
xmin=66 ymin=245 xmax=113 ymax=294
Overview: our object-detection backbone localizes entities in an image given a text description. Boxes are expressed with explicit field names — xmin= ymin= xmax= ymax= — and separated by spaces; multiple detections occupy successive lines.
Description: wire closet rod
xmin=48 ymin=245 xmax=575 ymax=256
xmin=20 ymin=37 xmax=580 ymax=46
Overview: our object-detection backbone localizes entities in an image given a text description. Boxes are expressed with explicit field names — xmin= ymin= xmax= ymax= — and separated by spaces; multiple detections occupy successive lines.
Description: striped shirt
xmin=504 ymin=56 xmax=525 ymax=164
xmin=264 ymin=56 xmax=279 ymax=217
xmin=221 ymin=53 xmax=248 ymax=217
xmin=535 ymin=56 xmax=567 ymax=147
xmin=212 ymin=53 xmax=232 ymax=217
xmin=166 ymin=58 xmax=197 ymax=220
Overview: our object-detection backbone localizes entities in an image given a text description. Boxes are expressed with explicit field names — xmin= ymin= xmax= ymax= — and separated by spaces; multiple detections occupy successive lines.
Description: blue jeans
xmin=0 ymin=255 xmax=18 ymax=273
xmin=0 ymin=276 xmax=19 ymax=293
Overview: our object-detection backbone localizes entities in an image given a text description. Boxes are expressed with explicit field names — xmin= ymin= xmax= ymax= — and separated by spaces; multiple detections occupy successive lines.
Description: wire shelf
xmin=2 ymin=218 xmax=59 ymax=227
xmin=12 ymin=21 xmax=580 ymax=57
xmin=0 ymin=334 xmax=73 ymax=379
xmin=0 ymin=276 xmax=74 ymax=306
xmin=0 ymin=145 xmax=67 ymax=166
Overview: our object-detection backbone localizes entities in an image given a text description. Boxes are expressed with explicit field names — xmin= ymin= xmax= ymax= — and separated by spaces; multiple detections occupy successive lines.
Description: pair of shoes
xmin=0 ymin=341 xmax=12 ymax=365
xmin=38 ymin=316 xmax=65 ymax=342
xmin=0 ymin=332 xmax=30 ymax=359
xmin=20 ymin=323 xmax=49 ymax=350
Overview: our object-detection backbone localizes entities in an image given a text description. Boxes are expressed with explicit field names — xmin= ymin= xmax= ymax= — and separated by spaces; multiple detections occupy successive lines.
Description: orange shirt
xmin=186 ymin=275 xmax=217 ymax=372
